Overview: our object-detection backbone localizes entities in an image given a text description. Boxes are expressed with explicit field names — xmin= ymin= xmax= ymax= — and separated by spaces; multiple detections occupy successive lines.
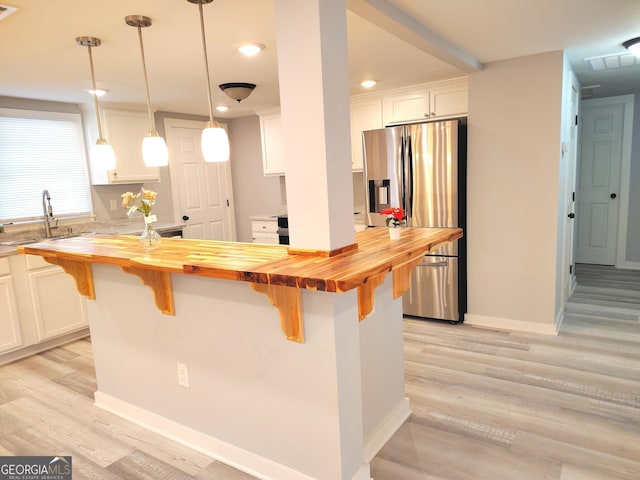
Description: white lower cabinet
xmin=0 ymin=258 xmax=22 ymax=354
xmin=27 ymin=259 xmax=88 ymax=341
xmin=0 ymin=253 xmax=88 ymax=362
xmin=251 ymin=218 xmax=279 ymax=244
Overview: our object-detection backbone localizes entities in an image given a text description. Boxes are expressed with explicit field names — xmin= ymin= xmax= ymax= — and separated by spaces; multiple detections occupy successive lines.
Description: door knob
xmin=567 ymin=213 xmax=575 ymax=219
xmin=610 ymin=193 xmax=617 ymax=199
xmin=182 ymin=215 xmax=189 ymax=221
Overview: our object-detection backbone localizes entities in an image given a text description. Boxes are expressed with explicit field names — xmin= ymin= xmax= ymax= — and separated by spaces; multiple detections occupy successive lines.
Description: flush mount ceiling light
xmin=236 ymin=43 xmax=265 ymax=56
xmin=76 ymin=36 xmax=116 ymax=171
xmin=188 ymin=0 xmax=230 ymax=163
xmin=219 ymin=82 xmax=256 ymax=102
xmin=623 ymin=36 xmax=640 ymax=57
xmin=126 ymin=14 xmax=169 ymax=167
xmin=216 ymin=105 xmax=229 ymax=112
xmin=361 ymin=80 xmax=377 ymax=88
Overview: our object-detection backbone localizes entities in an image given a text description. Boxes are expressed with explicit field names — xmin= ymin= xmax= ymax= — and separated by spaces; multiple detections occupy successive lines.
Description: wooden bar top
xmin=19 ymin=227 xmax=461 ymax=292
xmin=19 ymin=227 xmax=462 ymax=342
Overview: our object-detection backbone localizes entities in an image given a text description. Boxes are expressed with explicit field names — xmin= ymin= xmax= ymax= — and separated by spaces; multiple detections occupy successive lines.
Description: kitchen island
xmin=19 ymin=227 xmax=461 ymax=480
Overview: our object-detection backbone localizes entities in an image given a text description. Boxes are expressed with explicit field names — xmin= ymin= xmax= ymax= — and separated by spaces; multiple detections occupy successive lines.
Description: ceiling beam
xmin=347 ymin=0 xmax=482 ymax=73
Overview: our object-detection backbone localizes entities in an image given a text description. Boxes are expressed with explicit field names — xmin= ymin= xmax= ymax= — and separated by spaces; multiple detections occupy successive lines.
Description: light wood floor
xmin=0 ymin=264 xmax=638 ymax=479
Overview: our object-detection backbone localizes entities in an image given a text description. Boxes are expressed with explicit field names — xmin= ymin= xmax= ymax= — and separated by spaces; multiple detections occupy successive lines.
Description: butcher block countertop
xmin=19 ymin=227 xmax=461 ymax=342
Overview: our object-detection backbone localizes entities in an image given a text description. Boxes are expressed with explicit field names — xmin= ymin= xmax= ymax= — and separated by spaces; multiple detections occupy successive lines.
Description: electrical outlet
xmin=109 ymin=199 xmax=118 ymax=211
xmin=177 ymin=363 xmax=190 ymax=387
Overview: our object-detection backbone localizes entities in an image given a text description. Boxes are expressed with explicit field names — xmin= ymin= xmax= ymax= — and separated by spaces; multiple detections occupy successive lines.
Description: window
xmin=0 ymin=108 xmax=92 ymax=223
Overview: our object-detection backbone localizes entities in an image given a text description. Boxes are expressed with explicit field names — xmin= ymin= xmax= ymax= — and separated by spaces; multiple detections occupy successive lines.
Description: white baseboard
xmin=616 ymin=260 xmax=640 ymax=271
xmin=464 ymin=314 xmax=559 ymax=335
xmin=554 ymin=308 xmax=565 ymax=333
xmin=363 ymin=397 xmax=411 ymax=463
xmin=94 ymin=392 xmax=315 ymax=480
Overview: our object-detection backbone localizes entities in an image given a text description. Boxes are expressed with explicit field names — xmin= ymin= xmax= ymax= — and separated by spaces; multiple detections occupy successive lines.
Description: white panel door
xmin=165 ymin=119 xmax=236 ymax=241
xmin=576 ymin=102 xmax=624 ymax=265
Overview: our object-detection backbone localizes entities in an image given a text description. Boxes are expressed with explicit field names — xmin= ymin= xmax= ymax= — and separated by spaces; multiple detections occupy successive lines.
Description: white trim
xmin=94 ymin=392 xmax=316 ymax=480
xmin=615 ymin=95 xmax=635 ymax=267
xmin=464 ymin=314 xmax=559 ymax=335
xmin=617 ymin=260 xmax=640 ymax=271
xmin=363 ymin=397 xmax=410 ymax=463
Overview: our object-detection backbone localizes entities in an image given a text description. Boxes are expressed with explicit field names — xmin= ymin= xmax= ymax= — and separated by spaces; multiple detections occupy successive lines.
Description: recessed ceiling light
xmin=361 ymin=80 xmax=376 ymax=88
xmin=87 ymin=88 xmax=108 ymax=97
xmin=236 ymin=43 xmax=265 ymax=56
xmin=216 ymin=105 xmax=229 ymax=112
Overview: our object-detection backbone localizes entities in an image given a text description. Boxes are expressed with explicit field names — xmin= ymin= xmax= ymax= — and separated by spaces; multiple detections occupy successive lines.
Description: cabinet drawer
xmin=252 ymin=233 xmax=279 ymax=244
xmin=251 ymin=220 xmax=278 ymax=233
xmin=0 ymin=257 xmax=9 ymax=276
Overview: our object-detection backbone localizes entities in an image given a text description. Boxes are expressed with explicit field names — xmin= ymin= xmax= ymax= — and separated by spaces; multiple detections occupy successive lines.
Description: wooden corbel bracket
xmin=121 ymin=266 xmax=175 ymax=315
xmin=392 ymin=255 xmax=425 ymax=299
xmin=44 ymin=257 xmax=95 ymax=299
xmin=250 ymin=283 xmax=304 ymax=343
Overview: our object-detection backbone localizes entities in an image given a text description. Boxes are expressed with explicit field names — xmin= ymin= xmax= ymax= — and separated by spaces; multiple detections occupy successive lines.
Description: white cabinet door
xmin=429 ymin=83 xmax=468 ymax=119
xmin=0 ymin=258 xmax=22 ymax=354
xmin=383 ymin=90 xmax=430 ymax=125
xmin=90 ymin=108 xmax=161 ymax=185
xmin=350 ymin=98 xmax=383 ymax=171
xmin=251 ymin=219 xmax=279 ymax=243
xmin=260 ymin=113 xmax=285 ymax=176
xmin=26 ymin=255 xmax=87 ymax=342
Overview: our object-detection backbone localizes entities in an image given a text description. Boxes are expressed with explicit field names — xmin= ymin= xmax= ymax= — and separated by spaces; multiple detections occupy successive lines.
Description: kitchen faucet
xmin=42 ymin=189 xmax=58 ymax=238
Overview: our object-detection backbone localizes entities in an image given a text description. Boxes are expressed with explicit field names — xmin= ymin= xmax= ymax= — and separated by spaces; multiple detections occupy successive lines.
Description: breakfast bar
xmin=19 ymin=227 xmax=461 ymax=479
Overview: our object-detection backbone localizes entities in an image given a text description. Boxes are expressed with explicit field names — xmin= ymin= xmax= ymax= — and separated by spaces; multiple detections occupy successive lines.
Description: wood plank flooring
xmin=0 ymin=263 xmax=638 ymax=479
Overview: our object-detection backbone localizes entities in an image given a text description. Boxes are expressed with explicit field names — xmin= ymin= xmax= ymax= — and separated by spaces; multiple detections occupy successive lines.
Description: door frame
xmin=163 ymin=117 xmax=237 ymax=241
xmin=579 ymin=95 xmax=634 ymax=268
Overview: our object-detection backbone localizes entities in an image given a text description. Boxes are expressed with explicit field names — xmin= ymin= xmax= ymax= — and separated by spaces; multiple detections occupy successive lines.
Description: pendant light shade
xmin=76 ymin=36 xmax=116 ymax=171
xmin=126 ymin=15 xmax=169 ymax=167
xmin=188 ymin=0 xmax=230 ymax=163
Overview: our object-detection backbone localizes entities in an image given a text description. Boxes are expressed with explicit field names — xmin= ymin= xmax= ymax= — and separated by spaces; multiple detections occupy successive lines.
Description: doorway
xmin=576 ymin=95 xmax=634 ymax=266
xmin=164 ymin=118 xmax=237 ymax=241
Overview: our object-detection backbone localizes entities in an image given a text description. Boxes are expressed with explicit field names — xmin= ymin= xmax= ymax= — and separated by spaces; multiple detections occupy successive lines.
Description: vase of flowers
xmin=121 ymin=188 xmax=161 ymax=250
xmin=380 ymin=207 xmax=406 ymax=240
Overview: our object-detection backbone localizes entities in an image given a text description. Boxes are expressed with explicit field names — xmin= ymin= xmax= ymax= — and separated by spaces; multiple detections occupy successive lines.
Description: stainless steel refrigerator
xmin=363 ymin=118 xmax=467 ymax=322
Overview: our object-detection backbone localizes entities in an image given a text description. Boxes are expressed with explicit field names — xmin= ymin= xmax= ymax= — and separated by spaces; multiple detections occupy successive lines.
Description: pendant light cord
xmin=135 ymin=25 xmax=156 ymax=132
xmin=197 ymin=1 xmax=215 ymax=123
xmin=86 ymin=45 xmax=105 ymax=140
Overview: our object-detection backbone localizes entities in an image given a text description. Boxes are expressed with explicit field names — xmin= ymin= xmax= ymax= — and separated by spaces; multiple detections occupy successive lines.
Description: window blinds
xmin=0 ymin=108 xmax=92 ymax=223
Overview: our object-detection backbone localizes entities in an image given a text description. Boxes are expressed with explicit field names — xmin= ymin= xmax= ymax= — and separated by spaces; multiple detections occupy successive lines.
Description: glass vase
xmin=140 ymin=222 xmax=161 ymax=250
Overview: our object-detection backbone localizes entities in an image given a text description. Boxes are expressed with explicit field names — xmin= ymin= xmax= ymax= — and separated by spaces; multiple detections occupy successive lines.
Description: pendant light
xmin=76 ymin=36 xmax=116 ymax=171
xmin=188 ymin=0 xmax=230 ymax=163
xmin=125 ymin=15 xmax=169 ymax=167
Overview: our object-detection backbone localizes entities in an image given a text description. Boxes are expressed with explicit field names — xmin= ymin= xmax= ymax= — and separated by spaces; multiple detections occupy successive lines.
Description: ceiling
xmin=0 ymin=0 xmax=639 ymax=119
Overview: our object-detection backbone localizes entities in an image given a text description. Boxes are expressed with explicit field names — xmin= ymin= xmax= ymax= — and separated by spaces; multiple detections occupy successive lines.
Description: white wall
xmin=626 ymin=92 xmax=640 ymax=262
xmin=466 ymin=51 xmax=565 ymax=334
xmin=228 ymin=115 xmax=285 ymax=242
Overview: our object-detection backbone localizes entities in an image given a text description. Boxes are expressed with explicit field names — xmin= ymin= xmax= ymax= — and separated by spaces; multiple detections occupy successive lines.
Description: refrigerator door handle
xmin=419 ymin=259 xmax=449 ymax=268
xmin=403 ymin=127 xmax=413 ymax=221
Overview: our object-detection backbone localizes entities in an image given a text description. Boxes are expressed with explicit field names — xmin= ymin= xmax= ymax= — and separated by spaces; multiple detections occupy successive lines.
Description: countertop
xmin=18 ymin=227 xmax=461 ymax=342
xmin=18 ymin=227 xmax=461 ymax=293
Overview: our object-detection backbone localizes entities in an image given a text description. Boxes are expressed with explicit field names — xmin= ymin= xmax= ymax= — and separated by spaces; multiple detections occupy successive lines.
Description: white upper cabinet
xmin=259 ymin=111 xmax=285 ymax=176
xmin=382 ymin=78 xmax=468 ymax=125
xmin=429 ymin=81 xmax=468 ymax=119
xmin=383 ymin=91 xmax=430 ymax=124
xmin=350 ymin=98 xmax=383 ymax=172
xmin=89 ymin=107 xmax=161 ymax=185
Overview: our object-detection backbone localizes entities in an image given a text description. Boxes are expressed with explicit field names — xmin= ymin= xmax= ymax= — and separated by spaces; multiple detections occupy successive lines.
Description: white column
xmin=274 ymin=0 xmax=355 ymax=251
